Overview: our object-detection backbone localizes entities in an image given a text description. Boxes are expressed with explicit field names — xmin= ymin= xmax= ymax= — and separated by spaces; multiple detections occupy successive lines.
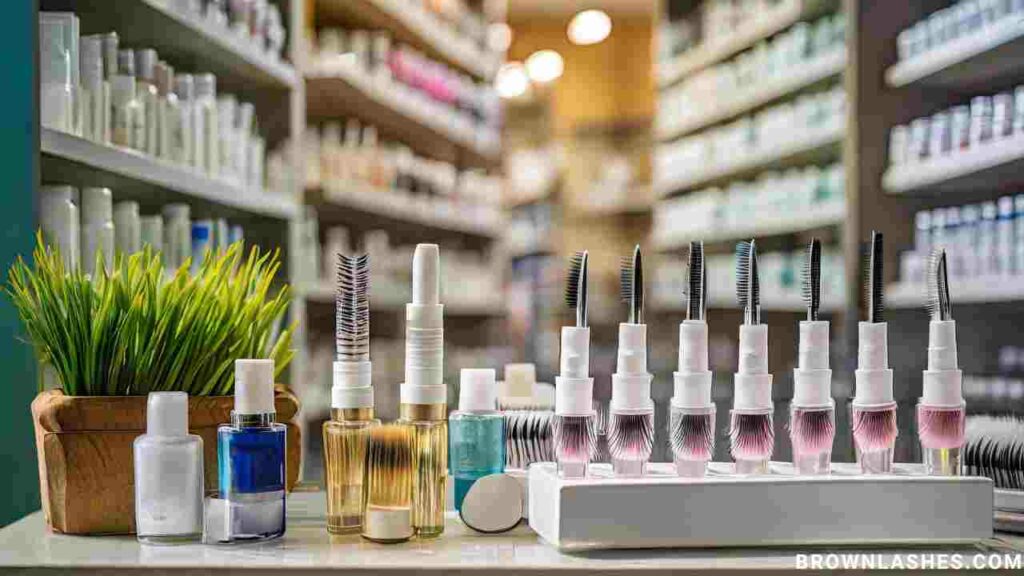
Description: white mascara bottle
xmin=553 ymin=251 xmax=595 ymax=479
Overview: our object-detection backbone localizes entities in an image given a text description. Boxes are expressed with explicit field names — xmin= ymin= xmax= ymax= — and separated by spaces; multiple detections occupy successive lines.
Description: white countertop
xmin=1 ymin=491 xmax=1022 ymax=575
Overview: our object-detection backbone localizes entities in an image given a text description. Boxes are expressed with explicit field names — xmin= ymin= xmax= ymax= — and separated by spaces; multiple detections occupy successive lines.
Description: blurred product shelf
xmin=887 ymin=277 xmax=1024 ymax=308
xmin=313 ymin=0 xmax=499 ymax=80
xmin=652 ymin=202 xmax=845 ymax=250
xmin=657 ymin=0 xmax=830 ymax=88
xmin=56 ymin=0 xmax=298 ymax=90
xmin=883 ymin=133 xmax=1024 ymax=195
xmin=41 ymin=128 xmax=298 ymax=220
xmin=655 ymin=122 xmax=844 ymax=196
xmin=886 ymin=15 xmax=1024 ymax=89
xmin=307 ymin=184 xmax=502 ymax=238
xmin=297 ymin=281 xmax=505 ymax=316
xmin=305 ymin=58 xmax=500 ymax=168
xmin=652 ymin=293 xmax=843 ymax=312
xmin=658 ymin=48 xmax=845 ymax=141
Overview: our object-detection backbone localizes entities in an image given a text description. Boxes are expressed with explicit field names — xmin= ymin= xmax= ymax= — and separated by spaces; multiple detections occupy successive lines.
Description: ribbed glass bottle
xmin=323 ymin=409 xmax=380 ymax=534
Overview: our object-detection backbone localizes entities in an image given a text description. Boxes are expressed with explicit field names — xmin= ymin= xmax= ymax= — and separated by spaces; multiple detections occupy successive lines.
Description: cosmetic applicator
xmin=608 ymin=245 xmax=655 ymax=477
xmin=917 ymin=249 xmax=965 ymax=476
xmin=670 ymin=241 xmax=716 ymax=477
xmin=852 ymin=231 xmax=898 ymax=474
xmin=553 ymin=251 xmax=596 ymax=479
xmin=789 ymin=239 xmax=835 ymax=475
xmin=398 ymin=244 xmax=447 ymax=537
xmin=730 ymin=240 xmax=775 ymax=475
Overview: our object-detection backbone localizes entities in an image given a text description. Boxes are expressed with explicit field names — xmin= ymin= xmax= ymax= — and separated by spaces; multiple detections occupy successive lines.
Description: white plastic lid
xmin=146 ymin=391 xmax=188 ymax=436
xmin=234 ymin=359 xmax=275 ymax=415
xmin=136 ymin=48 xmax=157 ymax=81
xmin=195 ymin=73 xmax=216 ymax=99
xmin=81 ymin=187 xmax=112 ymax=223
xmin=459 ymin=369 xmax=497 ymax=412
xmin=163 ymin=202 xmax=191 ymax=221
xmin=174 ymin=74 xmax=194 ymax=100
xmin=501 ymin=363 xmax=535 ymax=400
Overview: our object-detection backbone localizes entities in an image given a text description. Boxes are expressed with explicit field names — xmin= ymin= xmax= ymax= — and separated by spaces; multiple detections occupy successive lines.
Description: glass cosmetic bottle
xmin=173 ymin=74 xmax=196 ymax=167
xmin=111 ymin=50 xmax=144 ymax=151
xmin=134 ymin=392 xmax=204 ymax=544
xmin=362 ymin=424 xmax=414 ymax=543
xmin=217 ymin=359 xmax=286 ymax=542
xmin=449 ymin=369 xmax=505 ymax=512
xmin=194 ymin=73 xmax=219 ymax=176
xmin=135 ymin=49 xmax=160 ymax=157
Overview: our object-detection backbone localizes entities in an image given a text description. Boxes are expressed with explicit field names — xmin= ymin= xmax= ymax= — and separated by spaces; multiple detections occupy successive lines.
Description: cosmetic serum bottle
xmin=323 ymin=253 xmax=380 ymax=534
xmin=134 ymin=392 xmax=204 ymax=544
xmin=135 ymin=49 xmax=160 ymax=157
xmin=670 ymin=242 xmax=716 ymax=477
xmin=217 ymin=359 xmax=286 ymax=542
xmin=399 ymin=244 xmax=448 ymax=538
xmin=554 ymin=251 xmax=596 ymax=479
xmin=450 ymin=369 xmax=504 ymax=512
xmin=853 ymin=231 xmax=898 ymax=474
xmin=917 ymin=249 xmax=965 ymax=476
xmin=790 ymin=239 xmax=835 ymax=475
xmin=730 ymin=240 xmax=775 ymax=475
xmin=608 ymin=245 xmax=654 ymax=477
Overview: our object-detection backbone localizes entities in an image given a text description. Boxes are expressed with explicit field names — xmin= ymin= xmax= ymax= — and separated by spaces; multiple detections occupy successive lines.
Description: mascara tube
xmin=917 ymin=320 xmax=965 ymax=476
xmin=670 ymin=320 xmax=716 ymax=477
xmin=553 ymin=326 xmax=595 ymax=479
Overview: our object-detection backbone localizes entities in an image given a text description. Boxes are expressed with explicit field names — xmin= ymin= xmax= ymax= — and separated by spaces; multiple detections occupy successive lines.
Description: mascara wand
xmin=852 ymin=231 xmax=898 ymax=474
xmin=670 ymin=241 xmax=716 ymax=477
xmin=730 ymin=239 xmax=774 ymax=474
xmin=918 ymin=249 xmax=965 ymax=476
xmin=609 ymin=245 xmax=654 ymax=477
xmin=790 ymin=239 xmax=835 ymax=475
xmin=554 ymin=251 xmax=596 ymax=479
xmin=331 ymin=253 xmax=374 ymax=412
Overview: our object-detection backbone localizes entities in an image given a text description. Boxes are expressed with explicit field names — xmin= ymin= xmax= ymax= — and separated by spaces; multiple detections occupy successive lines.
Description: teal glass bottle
xmin=449 ymin=369 xmax=505 ymax=512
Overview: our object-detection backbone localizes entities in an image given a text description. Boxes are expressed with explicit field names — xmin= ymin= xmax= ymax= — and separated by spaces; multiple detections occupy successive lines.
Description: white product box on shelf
xmin=528 ymin=462 xmax=992 ymax=550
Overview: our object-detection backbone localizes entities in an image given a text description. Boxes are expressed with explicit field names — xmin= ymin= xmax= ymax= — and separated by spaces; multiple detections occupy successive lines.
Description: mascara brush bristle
xmin=802 ymin=238 xmax=822 ymax=321
xmin=735 ymin=239 xmax=760 ymax=324
xmin=862 ymin=231 xmax=885 ymax=323
xmin=364 ymin=424 xmax=413 ymax=508
xmin=565 ymin=251 xmax=589 ymax=327
xmin=926 ymin=248 xmax=952 ymax=322
xmin=619 ymin=245 xmax=644 ymax=324
xmin=685 ymin=241 xmax=706 ymax=321
xmin=336 ymin=253 xmax=370 ymax=361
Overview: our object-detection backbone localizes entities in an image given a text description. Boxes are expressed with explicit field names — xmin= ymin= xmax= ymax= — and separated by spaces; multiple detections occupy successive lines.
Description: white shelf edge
xmin=885 ymin=16 xmax=1024 ymax=88
xmin=297 ymin=282 xmax=505 ymax=316
xmin=658 ymin=49 xmax=845 ymax=141
xmin=317 ymin=183 xmax=503 ymax=238
xmin=143 ymin=0 xmax=299 ymax=88
xmin=882 ymin=133 xmax=1024 ymax=194
xmin=656 ymin=0 xmax=807 ymax=88
xmin=653 ymin=203 xmax=845 ymax=250
xmin=305 ymin=59 xmax=501 ymax=164
xmin=41 ymin=128 xmax=298 ymax=219
xmin=888 ymin=277 xmax=1024 ymax=308
xmin=655 ymin=122 xmax=845 ymax=197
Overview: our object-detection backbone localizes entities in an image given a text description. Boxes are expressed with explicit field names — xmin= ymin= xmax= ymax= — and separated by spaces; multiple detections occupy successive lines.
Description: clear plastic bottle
xmin=135 ymin=49 xmax=160 ymax=157
xmin=194 ymin=73 xmax=219 ymax=177
xmin=134 ymin=392 xmax=204 ymax=544
xmin=111 ymin=50 xmax=144 ymax=151
xmin=449 ymin=369 xmax=505 ymax=512
xmin=80 ymin=187 xmax=115 ymax=274
xmin=157 ymin=63 xmax=188 ymax=165
xmin=173 ymin=74 xmax=196 ymax=167
xmin=323 ymin=413 xmax=379 ymax=534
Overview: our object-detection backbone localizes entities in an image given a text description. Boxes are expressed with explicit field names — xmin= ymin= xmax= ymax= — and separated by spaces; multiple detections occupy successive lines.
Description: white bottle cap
xmin=135 ymin=49 xmax=157 ymax=82
xmin=615 ymin=323 xmax=648 ymax=375
xmin=146 ymin=391 xmax=189 ymax=436
xmin=922 ymin=320 xmax=963 ymax=407
xmin=678 ymin=320 xmax=709 ymax=373
xmin=234 ymin=359 xmax=275 ymax=415
xmin=332 ymin=360 xmax=373 ymax=409
xmin=459 ymin=369 xmax=497 ymax=413
xmin=559 ymin=326 xmax=590 ymax=379
xmin=80 ymin=35 xmax=103 ymax=87
xmin=81 ymin=187 xmax=112 ymax=223
xmin=163 ymin=202 xmax=191 ymax=221
xmin=174 ymin=73 xmax=195 ymax=101
xmin=501 ymin=363 xmax=535 ymax=400
xmin=195 ymin=73 xmax=216 ymax=99
xmin=363 ymin=506 xmax=413 ymax=541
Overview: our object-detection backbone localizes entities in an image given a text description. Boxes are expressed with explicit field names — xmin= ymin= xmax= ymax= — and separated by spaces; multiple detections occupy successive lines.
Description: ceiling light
xmin=488 ymin=22 xmax=513 ymax=52
xmin=568 ymin=10 xmax=612 ymax=45
xmin=525 ymin=50 xmax=564 ymax=83
xmin=495 ymin=62 xmax=529 ymax=99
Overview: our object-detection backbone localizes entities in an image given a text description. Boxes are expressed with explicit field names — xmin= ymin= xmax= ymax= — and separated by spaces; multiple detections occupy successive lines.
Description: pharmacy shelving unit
xmin=882 ymin=132 xmax=1024 ymax=195
xmin=651 ymin=202 xmax=846 ymax=251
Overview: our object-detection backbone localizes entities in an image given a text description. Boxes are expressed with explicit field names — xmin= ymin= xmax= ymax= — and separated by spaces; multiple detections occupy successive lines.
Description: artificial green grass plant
xmin=6 ymin=237 xmax=295 ymax=396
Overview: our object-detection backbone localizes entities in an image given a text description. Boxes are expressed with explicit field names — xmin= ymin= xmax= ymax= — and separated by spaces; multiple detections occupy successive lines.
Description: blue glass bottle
xmin=217 ymin=359 xmax=286 ymax=542
xmin=449 ymin=369 xmax=505 ymax=512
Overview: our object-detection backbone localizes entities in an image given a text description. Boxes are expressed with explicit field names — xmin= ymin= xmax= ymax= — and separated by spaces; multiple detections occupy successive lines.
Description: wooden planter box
xmin=31 ymin=386 xmax=302 ymax=535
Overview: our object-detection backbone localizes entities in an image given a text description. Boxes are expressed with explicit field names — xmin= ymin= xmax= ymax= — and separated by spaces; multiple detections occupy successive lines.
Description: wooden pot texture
xmin=31 ymin=385 xmax=302 ymax=535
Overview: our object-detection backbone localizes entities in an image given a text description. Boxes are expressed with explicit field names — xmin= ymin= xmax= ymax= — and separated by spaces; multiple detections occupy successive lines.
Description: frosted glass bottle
xmin=449 ymin=369 xmax=504 ymax=512
xmin=134 ymin=392 xmax=204 ymax=544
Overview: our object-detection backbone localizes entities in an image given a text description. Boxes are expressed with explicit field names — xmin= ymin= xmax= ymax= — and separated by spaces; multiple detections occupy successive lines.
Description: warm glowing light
xmin=525 ymin=50 xmax=564 ymax=83
xmin=495 ymin=62 xmax=529 ymax=98
xmin=488 ymin=23 xmax=513 ymax=52
xmin=568 ymin=10 xmax=612 ymax=45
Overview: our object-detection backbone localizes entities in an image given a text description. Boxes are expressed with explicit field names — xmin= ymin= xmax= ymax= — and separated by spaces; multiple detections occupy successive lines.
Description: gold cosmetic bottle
xmin=401 ymin=404 xmax=447 ymax=538
xmin=323 ymin=408 xmax=379 ymax=534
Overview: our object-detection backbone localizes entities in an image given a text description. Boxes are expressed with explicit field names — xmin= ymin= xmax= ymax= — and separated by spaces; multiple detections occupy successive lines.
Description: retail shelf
xmin=313 ymin=0 xmax=500 ymax=79
xmin=57 ymin=0 xmax=298 ymax=91
xmin=887 ymin=277 xmax=1024 ymax=308
xmin=658 ymin=49 xmax=845 ymax=142
xmin=652 ymin=203 xmax=845 ymax=250
xmin=305 ymin=59 xmax=500 ymax=169
xmin=41 ymin=128 xmax=298 ymax=220
xmin=886 ymin=16 xmax=1024 ymax=89
xmin=655 ymin=123 xmax=845 ymax=197
xmin=882 ymin=134 xmax=1024 ymax=195
xmin=656 ymin=0 xmax=832 ymax=88
xmin=298 ymin=282 xmax=505 ymax=316
xmin=307 ymin=184 xmax=502 ymax=239
xmin=653 ymin=293 xmax=843 ymax=312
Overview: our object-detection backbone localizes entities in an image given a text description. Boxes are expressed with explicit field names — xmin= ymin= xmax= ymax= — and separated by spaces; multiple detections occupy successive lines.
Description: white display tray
xmin=529 ymin=462 xmax=993 ymax=550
